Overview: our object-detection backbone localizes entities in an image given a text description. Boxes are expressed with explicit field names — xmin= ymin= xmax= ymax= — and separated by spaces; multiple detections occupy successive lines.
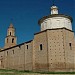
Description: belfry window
xmin=10 ymin=32 xmax=11 ymax=35
xmin=7 ymin=38 xmax=8 ymax=43
xmin=12 ymin=38 xmax=14 ymax=43
xmin=40 ymin=44 xmax=43 ymax=50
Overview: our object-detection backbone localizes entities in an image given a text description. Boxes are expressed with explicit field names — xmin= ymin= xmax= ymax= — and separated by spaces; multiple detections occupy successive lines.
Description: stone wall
xmin=34 ymin=31 xmax=48 ymax=71
xmin=0 ymin=28 xmax=75 ymax=72
xmin=0 ymin=41 xmax=33 ymax=71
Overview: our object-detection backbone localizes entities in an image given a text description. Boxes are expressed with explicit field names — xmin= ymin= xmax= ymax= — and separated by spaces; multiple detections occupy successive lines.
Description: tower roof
xmin=38 ymin=14 xmax=73 ymax=25
xmin=51 ymin=6 xmax=58 ymax=10
xmin=9 ymin=23 xmax=14 ymax=28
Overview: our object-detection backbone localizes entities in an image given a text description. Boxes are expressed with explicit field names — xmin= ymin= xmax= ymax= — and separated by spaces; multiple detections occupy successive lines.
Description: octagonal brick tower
xmin=34 ymin=5 xmax=75 ymax=72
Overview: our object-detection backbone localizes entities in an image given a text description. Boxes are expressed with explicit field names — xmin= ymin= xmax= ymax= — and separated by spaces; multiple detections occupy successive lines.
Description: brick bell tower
xmin=4 ymin=23 xmax=17 ymax=48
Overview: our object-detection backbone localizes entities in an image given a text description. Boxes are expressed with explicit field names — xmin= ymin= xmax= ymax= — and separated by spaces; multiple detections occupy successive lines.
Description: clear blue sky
xmin=0 ymin=0 xmax=74 ymax=47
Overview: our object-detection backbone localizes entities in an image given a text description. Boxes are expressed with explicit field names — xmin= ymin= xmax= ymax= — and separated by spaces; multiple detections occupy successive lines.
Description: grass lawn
xmin=0 ymin=69 xmax=75 ymax=75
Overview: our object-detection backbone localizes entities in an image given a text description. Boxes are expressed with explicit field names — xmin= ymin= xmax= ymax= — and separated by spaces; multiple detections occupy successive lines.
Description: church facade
xmin=0 ymin=5 xmax=75 ymax=72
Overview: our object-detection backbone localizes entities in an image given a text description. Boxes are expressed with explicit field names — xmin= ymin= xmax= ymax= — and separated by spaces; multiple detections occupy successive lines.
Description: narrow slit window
xmin=69 ymin=43 xmax=72 ymax=50
xmin=13 ymin=50 xmax=14 ymax=54
xmin=7 ymin=51 xmax=8 ymax=56
xmin=26 ymin=45 xmax=28 ymax=49
xmin=40 ymin=44 xmax=43 ymax=50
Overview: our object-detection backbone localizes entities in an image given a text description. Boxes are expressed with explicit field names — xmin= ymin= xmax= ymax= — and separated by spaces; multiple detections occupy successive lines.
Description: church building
xmin=0 ymin=5 xmax=75 ymax=72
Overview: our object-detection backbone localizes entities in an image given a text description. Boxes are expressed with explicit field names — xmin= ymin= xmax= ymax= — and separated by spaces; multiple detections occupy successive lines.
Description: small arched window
xmin=69 ymin=43 xmax=72 ymax=50
xmin=12 ymin=38 xmax=14 ymax=43
xmin=40 ymin=44 xmax=43 ymax=50
xmin=10 ymin=32 xmax=11 ymax=35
